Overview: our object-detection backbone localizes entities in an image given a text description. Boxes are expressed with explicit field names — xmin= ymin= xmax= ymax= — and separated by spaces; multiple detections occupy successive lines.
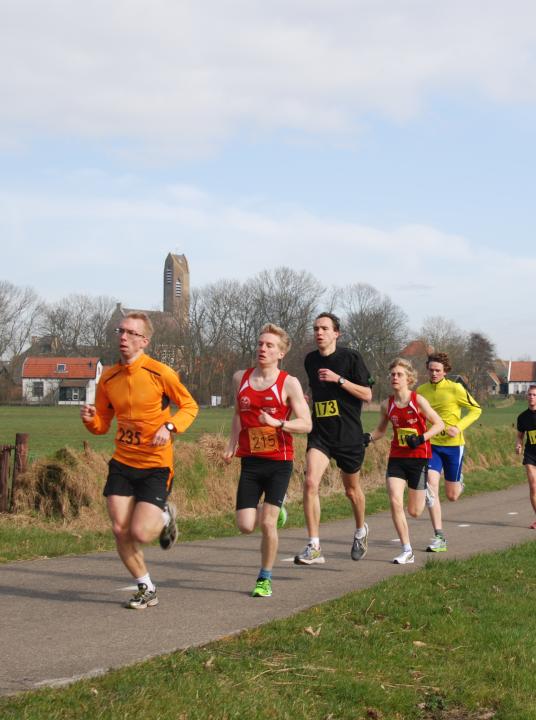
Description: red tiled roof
xmin=400 ymin=340 xmax=434 ymax=357
xmin=509 ymin=361 xmax=536 ymax=382
xmin=22 ymin=357 xmax=101 ymax=379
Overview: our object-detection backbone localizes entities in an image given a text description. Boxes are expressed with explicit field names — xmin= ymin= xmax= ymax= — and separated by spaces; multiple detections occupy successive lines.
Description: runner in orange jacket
xmin=82 ymin=311 xmax=198 ymax=609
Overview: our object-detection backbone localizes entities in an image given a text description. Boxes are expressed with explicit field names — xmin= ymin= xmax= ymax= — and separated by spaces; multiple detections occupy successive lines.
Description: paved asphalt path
xmin=1 ymin=484 xmax=534 ymax=696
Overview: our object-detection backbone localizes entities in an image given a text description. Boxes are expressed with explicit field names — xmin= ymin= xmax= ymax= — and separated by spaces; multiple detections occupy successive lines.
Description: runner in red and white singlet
xmin=387 ymin=390 xmax=430 ymax=459
xmin=236 ymin=367 xmax=293 ymax=461
xmin=366 ymin=358 xmax=444 ymax=565
xmin=223 ymin=324 xmax=311 ymax=598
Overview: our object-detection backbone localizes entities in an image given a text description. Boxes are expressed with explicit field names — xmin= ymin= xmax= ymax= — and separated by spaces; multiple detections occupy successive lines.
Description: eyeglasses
xmin=114 ymin=327 xmax=146 ymax=339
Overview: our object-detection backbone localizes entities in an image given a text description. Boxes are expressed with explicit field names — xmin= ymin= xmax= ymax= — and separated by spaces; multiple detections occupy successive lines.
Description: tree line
xmin=0 ymin=270 xmax=496 ymax=405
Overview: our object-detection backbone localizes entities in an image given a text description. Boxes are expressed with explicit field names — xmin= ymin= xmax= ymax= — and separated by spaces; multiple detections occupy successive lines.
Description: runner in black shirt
xmin=295 ymin=313 xmax=373 ymax=565
xmin=516 ymin=385 xmax=536 ymax=529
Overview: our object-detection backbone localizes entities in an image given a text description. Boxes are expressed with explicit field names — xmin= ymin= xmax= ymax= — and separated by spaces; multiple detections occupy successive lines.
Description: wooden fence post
xmin=0 ymin=447 xmax=11 ymax=513
xmin=11 ymin=433 xmax=29 ymax=511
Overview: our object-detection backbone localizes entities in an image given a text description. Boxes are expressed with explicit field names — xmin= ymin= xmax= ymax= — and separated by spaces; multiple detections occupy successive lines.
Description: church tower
xmin=163 ymin=253 xmax=190 ymax=326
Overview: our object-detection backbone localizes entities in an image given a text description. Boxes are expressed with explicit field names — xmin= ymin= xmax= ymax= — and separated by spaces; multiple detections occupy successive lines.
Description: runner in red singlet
xmin=223 ymin=324 xmax=311 ymax=597
xmin=365 ymin=358 xmax=444 ymax=564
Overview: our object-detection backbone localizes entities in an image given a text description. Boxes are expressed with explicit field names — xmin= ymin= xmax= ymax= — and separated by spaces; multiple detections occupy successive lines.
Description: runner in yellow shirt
xmin=417 ymin=352 xmax=481 ymax=552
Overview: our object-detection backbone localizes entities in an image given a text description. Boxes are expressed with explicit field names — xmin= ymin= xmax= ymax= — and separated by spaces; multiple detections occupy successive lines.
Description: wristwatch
xmin=165 ymin=422 xmax=175 ymax=432
xmin=337 ymin=376 xmax=346 ymax=386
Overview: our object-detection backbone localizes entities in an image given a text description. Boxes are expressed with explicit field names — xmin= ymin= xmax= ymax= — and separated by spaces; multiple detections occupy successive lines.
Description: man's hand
xmin=222 ymin=448 xmax=235 ymax=464
xmin=151 ymin=425 xmax=172 ymax=446
xmin=406 ymin=434 xmax=425 ymax=449
xmin=317 ymin=368 xmax=339 ymax=383
xmin=516 ymin=442 xmax=523 ymax=455
xmin=80 ymin=404 xmax=96 ymax=422
xmin=446 ymin=426 xmax=461 ymax=438
xmin=258 ymin=410 xmax=281 ymax=427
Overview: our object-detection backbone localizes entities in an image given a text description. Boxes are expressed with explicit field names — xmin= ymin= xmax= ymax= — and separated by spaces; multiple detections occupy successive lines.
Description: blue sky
xmin=1 ymin=1 xmax=535 ymax=359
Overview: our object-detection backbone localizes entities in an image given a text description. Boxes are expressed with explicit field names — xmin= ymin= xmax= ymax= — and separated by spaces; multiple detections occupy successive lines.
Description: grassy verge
xmin=2 ymin=541 xmax=535 ymax=719
xmin=0 ymin=464 xmax=525 ymax=564
xmin=0 ymin=399 xmax=525 ymax=461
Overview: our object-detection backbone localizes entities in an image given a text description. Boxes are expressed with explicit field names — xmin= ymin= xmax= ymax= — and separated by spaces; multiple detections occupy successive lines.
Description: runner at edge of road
xmin=516 ymin=384 xmax=536 ymax=530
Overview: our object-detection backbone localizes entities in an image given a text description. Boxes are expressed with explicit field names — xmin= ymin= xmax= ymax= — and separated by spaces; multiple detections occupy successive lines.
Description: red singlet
xmin=236 ymin=368 xmax=293 ymax=461
xmin=387 ymin=391 xmax=430 ymax=458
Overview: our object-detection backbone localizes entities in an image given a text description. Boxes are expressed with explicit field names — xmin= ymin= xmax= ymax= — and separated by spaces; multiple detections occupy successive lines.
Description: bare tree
xmin=462 ymin=331 xmax=496 ymax=402
xmin=418 ymin=316 xmax=467 ymax=371
xmin=40 ymin=294 xmax=116 ymax=356
xmin=0 ymin=281 xmax=43 ymax=359
xmin=85 ymin=295 xmax=117 ymax=349
xmin=341 ymin=283 xmax=409 ymax=400
xmin=250 ymin=267 xmax=325 ymax=379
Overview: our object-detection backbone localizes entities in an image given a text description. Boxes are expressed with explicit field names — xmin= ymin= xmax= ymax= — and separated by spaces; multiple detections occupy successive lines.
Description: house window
xmin=32 ymin=381 xmax=44 ymax=398
xmin=59 ymin=387 xmax=86 ymax=402
xmin=56 ymin=363 xmax=67 ymax=372
xmin=165 ymin=268 xmax=172 ymax=284
xmin=175 ymin=280 xmax=182 ymax=297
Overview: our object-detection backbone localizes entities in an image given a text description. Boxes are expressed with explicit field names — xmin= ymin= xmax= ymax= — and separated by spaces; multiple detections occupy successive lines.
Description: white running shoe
xmin=392 ymin=549 xmax=415 ymax=564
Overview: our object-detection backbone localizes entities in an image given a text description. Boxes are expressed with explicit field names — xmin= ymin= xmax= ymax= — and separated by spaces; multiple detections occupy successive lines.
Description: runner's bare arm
xmin=259 ymin=375 xmax=312 ymax=433
xmin=222 ymin=370 xmax=245 ymax=463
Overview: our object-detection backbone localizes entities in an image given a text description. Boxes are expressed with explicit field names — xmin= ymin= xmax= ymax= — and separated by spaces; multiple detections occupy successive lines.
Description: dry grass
xmin=11 ymin=445 xmax=110 ymax=531
xmin=172 ymin=433 xmax=389 ymax=519
xmin=9 ymin=428 xmax=517 ymax=532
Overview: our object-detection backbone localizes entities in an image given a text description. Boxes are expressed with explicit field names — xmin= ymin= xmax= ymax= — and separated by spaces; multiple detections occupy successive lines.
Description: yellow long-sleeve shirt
xmin=417 ymin=378 xmax=481 ymax=447
xmin=83 ymin=353 xmax=198 ymax=472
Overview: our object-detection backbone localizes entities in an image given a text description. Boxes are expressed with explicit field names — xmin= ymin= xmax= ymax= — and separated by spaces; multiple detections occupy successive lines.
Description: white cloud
xmin=2 ymin=1 xmax=536 ymax=157
xmin=1 ymin=180 xmax=533 ymax=357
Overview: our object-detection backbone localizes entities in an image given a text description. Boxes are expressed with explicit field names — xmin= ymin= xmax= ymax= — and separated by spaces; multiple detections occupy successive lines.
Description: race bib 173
xmin=314 ymin=399 xmax=340 ymax=418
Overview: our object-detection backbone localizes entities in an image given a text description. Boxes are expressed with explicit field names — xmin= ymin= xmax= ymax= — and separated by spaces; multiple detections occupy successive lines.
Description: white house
xmin=506 ymin=361 xmax=536 ymax=395
xmin=21 ymin=357 xmax=103 ymax=405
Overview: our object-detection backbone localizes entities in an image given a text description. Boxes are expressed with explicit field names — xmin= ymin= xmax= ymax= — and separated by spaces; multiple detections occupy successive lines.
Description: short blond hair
xmin=389 ymin=357 xmax=418 ymax=388
xmin=126 ymin=311 xmax=154 ymax=340
xmin=260 ymin=323 xmax=291 ymax=354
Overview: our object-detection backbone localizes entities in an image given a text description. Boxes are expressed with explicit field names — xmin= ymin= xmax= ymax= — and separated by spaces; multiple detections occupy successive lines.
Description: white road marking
xmin=282 ymin=557 xmax=296 ymax=562
xmin=391 ymin=538 xmax=399 ymax=543
xmin=457 ymin=524 xmax=471 ymax=528
xmin=508 ymin=512 xmax=519 ymax=515
xmin=118 ymin=585 xmax=138 ymax=592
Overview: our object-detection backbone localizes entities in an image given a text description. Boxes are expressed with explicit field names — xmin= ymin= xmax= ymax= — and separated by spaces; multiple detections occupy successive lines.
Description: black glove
xmin=363 ymin=432 xmax=372 ymax=448
xmin=406 ymin=434 xmax=425 ymax=449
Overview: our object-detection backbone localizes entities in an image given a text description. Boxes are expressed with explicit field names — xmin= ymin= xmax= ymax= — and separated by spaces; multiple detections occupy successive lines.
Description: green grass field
xmin=1 ymin=541 xmax=535 ymax=719
xmin=0 ymin=400 xmax=531 ymax=716
xmin=0 ymin=398 xmax=526 ymax=461
xmin=0 ymin=405 xmax=234 ymax=460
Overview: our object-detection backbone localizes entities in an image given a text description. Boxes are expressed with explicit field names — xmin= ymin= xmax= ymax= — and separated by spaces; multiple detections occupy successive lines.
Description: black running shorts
xmin=104 ymin=458 xmax=172 ymax=510
xmin=386 ymin=457 xmax=428 ymax=491
xmin=306 ymin=435 xmax=365 ymax=474
xmin=236 ymin=457 xmax=293 ymax=510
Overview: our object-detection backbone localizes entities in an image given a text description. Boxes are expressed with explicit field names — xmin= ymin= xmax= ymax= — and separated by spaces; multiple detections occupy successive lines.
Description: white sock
xmin=136 ymin=574 xmax=155 ymax=592
xmin=309 ymin=537 xmax=320 ymax=548
xmin=402 ymin=544 xmax=412 ymax=553
xmin=354 ymin=526 xmax=366 ymax=539
xmin=162 ymin=509 xmax=170 ymax=525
